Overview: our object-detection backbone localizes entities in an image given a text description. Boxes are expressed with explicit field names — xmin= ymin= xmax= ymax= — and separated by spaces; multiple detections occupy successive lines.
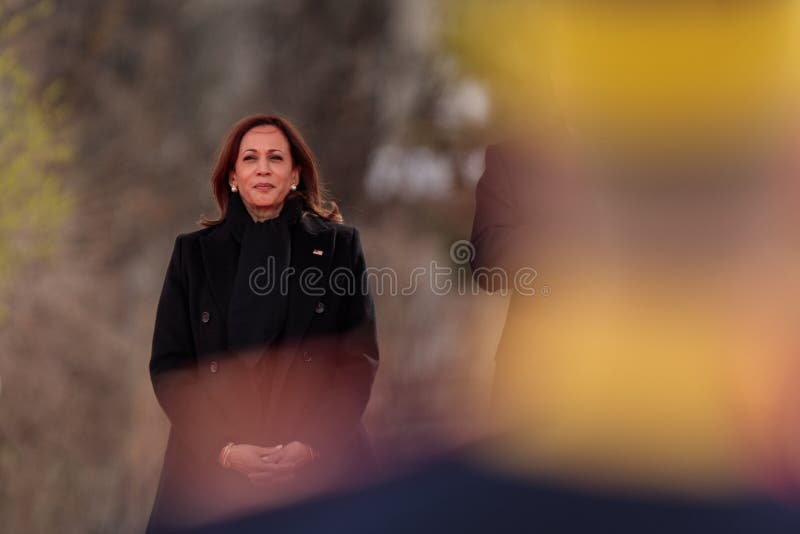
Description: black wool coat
xmin=147 ymin=210 xmax=379 ymax=530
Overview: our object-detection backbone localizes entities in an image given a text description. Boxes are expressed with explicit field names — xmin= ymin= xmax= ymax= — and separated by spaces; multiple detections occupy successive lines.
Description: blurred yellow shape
xmin=490 ymin=267 xmax=752 ymax=495
xmin=445 ymin=1 xmax=800 ymax=143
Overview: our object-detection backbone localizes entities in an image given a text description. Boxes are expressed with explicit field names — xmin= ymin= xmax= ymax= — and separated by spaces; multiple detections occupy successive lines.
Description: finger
xmin=260 ymin=450 xmax=286 ymax=463
xmin=260 ymin=449 xmax=287 ymax=463
xmin=255 ymin=444 xmax=284 ymax=455
xmin=258 ymin=462 xmax=296 ymax=473
xmin=276 ymin=456 xmax=301 ymax=467
xmin=236 ymin=453 xmax=285 ymax=471
xmin=260 ymin=453 xmax=284 ymax=463
xmin=243 ymin=461 xmax=294 ymax=475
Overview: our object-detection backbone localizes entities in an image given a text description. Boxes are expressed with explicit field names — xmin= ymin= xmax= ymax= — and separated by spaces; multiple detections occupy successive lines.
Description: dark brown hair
xmin=200 ymin=113 xmax=342 ymax=226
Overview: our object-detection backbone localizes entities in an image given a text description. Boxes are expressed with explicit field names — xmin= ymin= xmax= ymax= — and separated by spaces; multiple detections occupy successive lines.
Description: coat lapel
xmin=282 ymin=214 xmax=335 ymax=352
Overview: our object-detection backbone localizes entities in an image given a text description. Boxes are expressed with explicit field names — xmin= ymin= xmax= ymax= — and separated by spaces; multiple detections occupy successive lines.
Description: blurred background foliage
xmin=0 ymin=0 xmax=72 ymax=320
xmin=0 ymin=1 xmax=505 ymax=531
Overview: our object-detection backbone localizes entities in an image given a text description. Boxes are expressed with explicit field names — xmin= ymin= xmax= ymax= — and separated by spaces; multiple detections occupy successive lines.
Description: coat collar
xmin=199 ymin=212 xmax=335 ymax=352
xmin=226 ymin=192 xmax=304 ymax=244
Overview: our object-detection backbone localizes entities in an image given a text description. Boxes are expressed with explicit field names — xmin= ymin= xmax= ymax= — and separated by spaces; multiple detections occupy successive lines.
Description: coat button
xmin=314 ymin=301 xmax=325 ymax=314
xmin=201 ymin=311 xmax=210 ymax=323
xmin=303 ymin=351 xmax=312 ymax=363
xmin=209 ymin=361 xmax=218 ymax=373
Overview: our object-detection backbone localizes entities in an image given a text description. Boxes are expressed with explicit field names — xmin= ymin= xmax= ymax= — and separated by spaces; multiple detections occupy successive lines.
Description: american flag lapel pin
xmin=313 ymin=249 xmax=324 ymax=256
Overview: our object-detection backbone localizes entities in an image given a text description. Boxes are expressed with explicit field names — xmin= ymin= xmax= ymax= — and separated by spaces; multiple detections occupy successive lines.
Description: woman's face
xmin=229 ymin=125 xmax=299 ymax=214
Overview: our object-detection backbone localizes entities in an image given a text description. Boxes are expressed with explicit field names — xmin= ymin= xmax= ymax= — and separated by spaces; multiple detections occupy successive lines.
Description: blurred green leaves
xmin=0 ymin=0 xmax=72 ymax=318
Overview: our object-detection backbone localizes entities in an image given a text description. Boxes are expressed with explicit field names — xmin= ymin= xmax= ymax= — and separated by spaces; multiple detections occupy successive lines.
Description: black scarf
xmin=225 ymin=191 xmax=303 ymax=360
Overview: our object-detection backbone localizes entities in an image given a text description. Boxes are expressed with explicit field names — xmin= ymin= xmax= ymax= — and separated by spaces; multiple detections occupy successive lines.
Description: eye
xmin=270 ymin=155 xmax=283 ymax=161
xmin=243 ymin=155 xmax=255 ymax=161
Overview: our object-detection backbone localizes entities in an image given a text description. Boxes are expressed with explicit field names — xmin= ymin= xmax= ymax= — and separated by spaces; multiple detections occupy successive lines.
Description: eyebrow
xmin=242 ymin=148 xmax=284 ymax=154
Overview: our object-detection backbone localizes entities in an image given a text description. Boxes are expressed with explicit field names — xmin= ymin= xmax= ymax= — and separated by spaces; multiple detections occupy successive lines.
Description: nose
xmin=256 ymin=156 xmax=271 ymax=175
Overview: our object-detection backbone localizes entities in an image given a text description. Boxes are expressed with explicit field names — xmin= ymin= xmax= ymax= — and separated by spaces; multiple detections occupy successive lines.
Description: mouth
xmin=253 ymin=183 xmax=275 ymax=191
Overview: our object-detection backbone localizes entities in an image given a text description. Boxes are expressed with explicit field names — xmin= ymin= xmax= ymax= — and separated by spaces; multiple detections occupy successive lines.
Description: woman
xmin=147 ymin=114 xmax=379 ymax=531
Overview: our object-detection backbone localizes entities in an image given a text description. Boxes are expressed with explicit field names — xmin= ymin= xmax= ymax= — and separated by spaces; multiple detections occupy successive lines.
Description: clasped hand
xmin=226 ymin=441 xmax=313 ymax=486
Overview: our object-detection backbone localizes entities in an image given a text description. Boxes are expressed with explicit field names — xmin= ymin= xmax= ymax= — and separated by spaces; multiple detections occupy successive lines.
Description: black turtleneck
xmin=225 ymin=191 xmax=303 ymax=362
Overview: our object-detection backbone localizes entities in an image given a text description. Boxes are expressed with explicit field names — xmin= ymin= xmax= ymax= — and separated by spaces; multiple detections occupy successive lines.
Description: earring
xmin=231 ymin=184 xmax=238 ymax=192
xmin=290 ymin=184 xmax=297 ymax=191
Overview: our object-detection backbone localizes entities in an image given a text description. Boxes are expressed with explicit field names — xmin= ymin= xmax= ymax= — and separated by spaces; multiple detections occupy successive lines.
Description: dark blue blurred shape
xmin=181 ymin=444 xmax=800 ymax=534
